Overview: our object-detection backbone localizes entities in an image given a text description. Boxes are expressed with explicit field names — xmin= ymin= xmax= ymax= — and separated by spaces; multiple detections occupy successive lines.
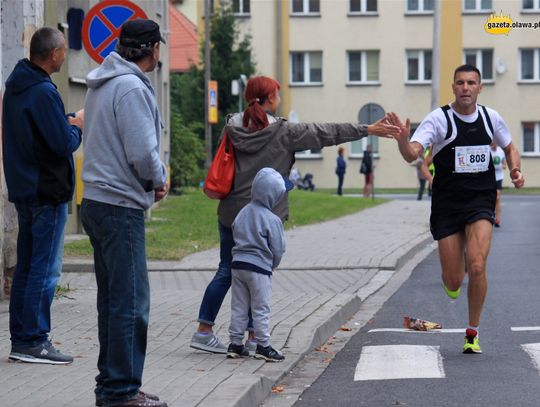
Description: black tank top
xmin=432 ymin=109 xmax=496 ymax=215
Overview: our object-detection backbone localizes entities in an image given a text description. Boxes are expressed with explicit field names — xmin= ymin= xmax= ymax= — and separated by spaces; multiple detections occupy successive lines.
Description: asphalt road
xmin=292 ymin=195 xmax=540 ymax=407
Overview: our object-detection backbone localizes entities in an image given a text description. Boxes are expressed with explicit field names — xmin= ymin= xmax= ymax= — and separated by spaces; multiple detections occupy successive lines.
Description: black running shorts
xmin=430 ymin=208 xmax=495 ymax=241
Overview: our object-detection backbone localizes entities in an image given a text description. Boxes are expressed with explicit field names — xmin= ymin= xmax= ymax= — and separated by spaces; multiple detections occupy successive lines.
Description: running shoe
xmin=443 ymin=283 xmax=461 ymax=299
xmin=190 ymin=332 xmax=227 ymax=354
xmin=226 ymin=343 xmax=249 ymax=359
xmin=463 ymin=328 xmax=482 ymax=354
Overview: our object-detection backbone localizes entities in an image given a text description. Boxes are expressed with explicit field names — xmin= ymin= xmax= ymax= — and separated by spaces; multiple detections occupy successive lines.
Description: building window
xmin=463 ymin=0 xmax=492 ymax=12
xmin=463 ymin=49 xmax=494 ymax=81
xmin=291 ymin=52 xmax=323 ymax=85
xmin=406 ymin=0 xmax=434 ymax=13
xmin=406 ymin=50 xmax=432 ymax=83
xmin=350 ymin=137 xmax=379 ymax=158
xmin=520 ymin=48 xmax=540 ymax=81
xmin=232 ymin=0 xmax=250 ymax=15
xmin=522 ymin=0 xmax=540 ymax=12
xmin=523 ymin=122 xmax=540 ymax=155
xmin=349 ymin=0 xmax=378 ymax=14
xmin=292 ymin=0 xmax=320 ymax=14
xmin=347 ymin=51 xmax=379 ymax=84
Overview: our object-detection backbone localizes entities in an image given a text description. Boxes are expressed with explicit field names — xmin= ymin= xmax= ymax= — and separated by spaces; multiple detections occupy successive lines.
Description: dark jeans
xmin=197 ymin=222 xmax=253 ymax=329
xmin=10 ymin=203 xmax=67 ymax=347
xmin=417 ymin=179 xmax=427 ymax=200
xmin=81 ymin=199 xmax=149 ymax=405
xmin=337 ymin=173 xmax=344 ymax=196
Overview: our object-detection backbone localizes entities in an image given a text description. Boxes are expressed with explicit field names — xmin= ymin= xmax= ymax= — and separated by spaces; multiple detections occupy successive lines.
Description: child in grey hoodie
xmin=227 ymin=168 xmax=287 ymax=362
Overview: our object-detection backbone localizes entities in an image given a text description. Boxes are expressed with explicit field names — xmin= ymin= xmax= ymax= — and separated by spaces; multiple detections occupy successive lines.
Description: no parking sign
xmin=82 ymin=0 xmax=148 ymax=64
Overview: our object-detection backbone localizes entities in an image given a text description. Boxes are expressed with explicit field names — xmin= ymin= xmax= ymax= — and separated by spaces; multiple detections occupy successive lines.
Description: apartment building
xmin=183 ymin=0 xmax=540 ymax=189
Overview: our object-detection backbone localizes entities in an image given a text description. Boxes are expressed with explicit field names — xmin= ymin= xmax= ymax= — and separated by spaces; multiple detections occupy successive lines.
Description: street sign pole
xmin=204 ymin=0 xmax=212 ymax=169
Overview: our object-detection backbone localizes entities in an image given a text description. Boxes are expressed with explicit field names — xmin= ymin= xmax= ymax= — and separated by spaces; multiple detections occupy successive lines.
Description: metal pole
xmin=431 ymin=0 xmax=441 ymax=111
xmin=239 ymin=80 xmax=243 ymax=112
xmin=204 ymin=0 xmax=212 ymax=168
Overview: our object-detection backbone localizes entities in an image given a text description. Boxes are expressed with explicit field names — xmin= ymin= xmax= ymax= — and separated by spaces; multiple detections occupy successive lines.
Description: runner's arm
xmin=503 ymin=142 xmax=524 ymax=188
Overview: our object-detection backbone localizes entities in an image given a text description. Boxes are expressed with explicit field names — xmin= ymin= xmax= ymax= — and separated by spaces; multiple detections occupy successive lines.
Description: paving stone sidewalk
xmin=0 ymin=200 xmax=431 ymax=407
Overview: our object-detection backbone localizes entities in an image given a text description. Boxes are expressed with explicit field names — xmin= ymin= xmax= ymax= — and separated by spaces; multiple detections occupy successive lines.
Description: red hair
xmin=242 ymin=76 xmax=281 ymax=131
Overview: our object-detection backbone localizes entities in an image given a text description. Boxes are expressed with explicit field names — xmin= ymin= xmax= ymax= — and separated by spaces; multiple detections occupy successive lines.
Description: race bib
xmin=455 ymin=145 xmax=490 ymax=173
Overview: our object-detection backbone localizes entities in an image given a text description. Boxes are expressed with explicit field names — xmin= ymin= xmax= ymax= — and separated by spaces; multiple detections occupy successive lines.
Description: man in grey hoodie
xmin=227 ymin=168 xmax=287 ymax=362
xmin=80 ymin=20 xmax=168 ymax=407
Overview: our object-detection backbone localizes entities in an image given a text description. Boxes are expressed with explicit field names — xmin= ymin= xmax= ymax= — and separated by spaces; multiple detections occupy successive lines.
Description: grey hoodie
xmin=82 ymin=51 xmax=166 ymax=210
xmin=218 ymin=113 xmax=369 ymax=227
xmin=231 ymin=167 xmax=286 ymax=274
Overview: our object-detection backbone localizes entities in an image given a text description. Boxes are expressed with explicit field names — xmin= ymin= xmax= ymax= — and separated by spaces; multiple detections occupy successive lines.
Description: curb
xmin=201 ymin=236 xmax=436 ymax=407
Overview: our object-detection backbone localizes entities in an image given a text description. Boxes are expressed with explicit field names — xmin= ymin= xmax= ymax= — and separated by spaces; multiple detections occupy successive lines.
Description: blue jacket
xmin=2 ymin=59 xmax=82 ymax=205
xmin=336 ymin=155 xmax=346 ymax=175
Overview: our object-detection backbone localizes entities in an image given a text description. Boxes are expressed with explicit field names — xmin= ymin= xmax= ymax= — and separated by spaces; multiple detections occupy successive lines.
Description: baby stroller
xmin=297 ymin=173 xmax=315 ymax=191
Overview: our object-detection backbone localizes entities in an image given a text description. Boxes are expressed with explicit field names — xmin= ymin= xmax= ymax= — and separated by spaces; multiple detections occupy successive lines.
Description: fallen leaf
xmin=322 ymin=358 xmax=333 ymax=363
xmin=339 ymin=326 xmax=352 ymax=331
xmin=272 ymin=385 xmax=285 ymax=393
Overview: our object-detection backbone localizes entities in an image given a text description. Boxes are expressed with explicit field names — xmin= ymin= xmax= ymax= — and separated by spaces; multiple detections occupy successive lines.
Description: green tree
xmin=171 ymin=5 xmax=256 ymax=148
xmin=169 ymin=106 xmax=206 ymax=189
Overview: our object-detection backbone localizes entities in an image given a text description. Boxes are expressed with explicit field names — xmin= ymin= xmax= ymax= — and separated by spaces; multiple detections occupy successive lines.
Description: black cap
xmin=119 ymin=19 xmax=166 ymax=49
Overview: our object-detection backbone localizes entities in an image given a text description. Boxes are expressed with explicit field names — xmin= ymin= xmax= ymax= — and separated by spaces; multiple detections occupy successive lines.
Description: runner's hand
xmin=511 ymin=170 xmax=524 ymax=189
xmin=386 ymin=112 xmax=410 ymax=143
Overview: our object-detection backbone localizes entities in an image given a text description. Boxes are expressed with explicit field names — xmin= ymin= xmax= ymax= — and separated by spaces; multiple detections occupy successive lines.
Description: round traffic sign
xmin=82 ymin=0 xmax=148 ymax=64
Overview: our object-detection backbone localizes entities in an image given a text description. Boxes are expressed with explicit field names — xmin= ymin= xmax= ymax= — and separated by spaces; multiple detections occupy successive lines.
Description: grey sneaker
xmin=244 ymin=339 xmax=257 ymax=356
xmin=190 ymin=332 xmax=227 ymax=354
xmin=9 ymin=340 xmax=74 ymax=365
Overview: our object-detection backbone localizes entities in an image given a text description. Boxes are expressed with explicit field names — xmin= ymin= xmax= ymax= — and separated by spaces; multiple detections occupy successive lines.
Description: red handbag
xmin=203 ymin=131 xmax=235 ymax=199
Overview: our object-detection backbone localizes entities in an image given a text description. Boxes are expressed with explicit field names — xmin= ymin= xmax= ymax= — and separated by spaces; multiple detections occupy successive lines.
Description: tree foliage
xmin=169 ymin=5 xmax=257 ymax=190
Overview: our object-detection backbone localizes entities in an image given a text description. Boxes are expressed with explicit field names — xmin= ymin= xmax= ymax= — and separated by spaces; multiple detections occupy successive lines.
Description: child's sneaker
xmin=254 ymin=345 xmax=285 ymax=362
xmin=244 ymin=339 xmax=257 ymax=356
xmin=226 ymin=343 xmax=249 ymax=358
xmin=463 ymin=328 xmax=482 ymax=354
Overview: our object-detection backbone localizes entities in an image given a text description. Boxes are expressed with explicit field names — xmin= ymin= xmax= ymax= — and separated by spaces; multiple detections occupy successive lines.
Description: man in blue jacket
xmin=2 ymin=27 xmax=83 ymax=364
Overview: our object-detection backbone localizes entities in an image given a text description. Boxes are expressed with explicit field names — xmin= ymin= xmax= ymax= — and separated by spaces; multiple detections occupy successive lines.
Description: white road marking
xmin=354 ymin=345 xmax=445 ymax=381
xmin=521 ymin=343 xmax=540 ymax=374
xmin=511 ymin=327 xmax=540 ymax=332
xmin=368 ymin=328 xmax=464 ymax=334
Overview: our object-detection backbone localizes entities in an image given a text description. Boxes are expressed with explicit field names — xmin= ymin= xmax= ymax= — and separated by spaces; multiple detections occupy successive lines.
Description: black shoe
xmin=110 ymin=392 xmax=167 ymax=407
xmin=494 ymin=223 xmax=501 ymax=228
xmin=226 ymin=343 xmax=249 ymax=358
xmin=9 ymin=340 xmax=73 ymax=365
xmin=254 ymin=345 xmax=285 ymax=362
xmin=97 ymin=391 xmax=160 ymax=406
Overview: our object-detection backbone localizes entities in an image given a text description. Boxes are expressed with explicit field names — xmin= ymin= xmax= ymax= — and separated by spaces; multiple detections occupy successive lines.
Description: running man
xmin=390 ymin=64 xmax=525 ymax=353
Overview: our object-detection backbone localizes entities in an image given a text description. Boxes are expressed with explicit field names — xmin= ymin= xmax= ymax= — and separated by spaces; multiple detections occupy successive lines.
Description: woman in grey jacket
xmin=190 ymin=76 xmax=401 ymax=354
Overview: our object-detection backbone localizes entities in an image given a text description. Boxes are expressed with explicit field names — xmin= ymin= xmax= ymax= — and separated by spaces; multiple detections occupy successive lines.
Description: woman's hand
xmin=366 ymin=115 xmax=401 ymax=138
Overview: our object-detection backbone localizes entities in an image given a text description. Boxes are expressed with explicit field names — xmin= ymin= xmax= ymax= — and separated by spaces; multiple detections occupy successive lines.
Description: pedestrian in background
xmin=190 ymin=75 xmax=400 ymax=354
xmin=414 ymin=155 xmax=433 ymax=200
xmin=490 ymin=142 xmax=506 ymax=227
xmin=81 ymin=19 xmax=169 ymax=407
xmin=3 ymin=27 xmax=83 ymax=365
xmin=227 ymin=168 xmax=287 ymax=362
xmin=360 ymin=144 xmax=374 ymax=197
xmin=336 ymin=147 xmax=347 ymax=196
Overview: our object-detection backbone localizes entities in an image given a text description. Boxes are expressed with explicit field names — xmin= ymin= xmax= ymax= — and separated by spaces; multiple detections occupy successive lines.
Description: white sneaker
xmin=190 ymin=332 xmax=227 ymax=354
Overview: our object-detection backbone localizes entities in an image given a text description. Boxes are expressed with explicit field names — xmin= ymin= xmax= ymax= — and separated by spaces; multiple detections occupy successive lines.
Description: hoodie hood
xmin=86 ymin=51 xmax=152 ymax=91
xmin=5 ymin=59 xmax=51 ymax=95
xmin=226 ymin=112 xmax=281 ymax=154
xmin=251 ymin=167 xmax=286 ymax=210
